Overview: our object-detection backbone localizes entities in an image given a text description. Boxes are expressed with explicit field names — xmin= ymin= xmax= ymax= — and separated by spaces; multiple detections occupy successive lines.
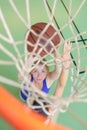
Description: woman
xmin=18 ymin=41 xmax=72 ymax=117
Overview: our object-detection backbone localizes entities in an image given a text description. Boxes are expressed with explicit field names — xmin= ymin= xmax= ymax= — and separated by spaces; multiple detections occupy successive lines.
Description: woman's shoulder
xmin=46 ymin=75 xmax=54 ymax=88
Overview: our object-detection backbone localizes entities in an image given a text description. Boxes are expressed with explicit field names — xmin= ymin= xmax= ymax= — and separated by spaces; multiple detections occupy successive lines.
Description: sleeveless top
xmin=20 ymin=76 xmax=50 ymax=102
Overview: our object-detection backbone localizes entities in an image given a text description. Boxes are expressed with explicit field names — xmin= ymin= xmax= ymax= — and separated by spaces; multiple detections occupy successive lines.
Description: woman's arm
xmin=54 ymin=68 xmax=69 ymax=98
xmin=54 ymin=41 xmax=72 ymax=98
xmin=47 ymin=51 xmax=62 ymax=82
xmin=18 ymin=54 xmax=35 ymax=81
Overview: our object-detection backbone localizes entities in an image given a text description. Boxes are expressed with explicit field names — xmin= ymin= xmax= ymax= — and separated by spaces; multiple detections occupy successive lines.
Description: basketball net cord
xmin=0 ymin=0 xmax=87 ymax=126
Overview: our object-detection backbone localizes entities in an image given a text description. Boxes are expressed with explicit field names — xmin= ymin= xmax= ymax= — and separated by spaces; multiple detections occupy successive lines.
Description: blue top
xmin=41 ymin=78 xmax=49 ymax=93
xmin=20 ymin=76 xmax=50 ymax=102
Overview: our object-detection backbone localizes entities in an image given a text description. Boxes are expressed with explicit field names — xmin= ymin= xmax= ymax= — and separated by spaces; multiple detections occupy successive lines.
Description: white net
xmin=0 ymin=0 xmax=87 ymax=129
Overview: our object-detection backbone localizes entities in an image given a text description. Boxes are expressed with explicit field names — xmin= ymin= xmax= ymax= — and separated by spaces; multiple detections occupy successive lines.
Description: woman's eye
xmin=42 ymin=70 xmax=45 ymax=73
xmin=34 ymin=70 xmax=37 ymax=73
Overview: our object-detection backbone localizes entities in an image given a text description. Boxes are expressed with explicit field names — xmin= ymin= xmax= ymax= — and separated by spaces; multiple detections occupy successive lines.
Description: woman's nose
xmin=37 ymin=72 xmax=42 ymax=77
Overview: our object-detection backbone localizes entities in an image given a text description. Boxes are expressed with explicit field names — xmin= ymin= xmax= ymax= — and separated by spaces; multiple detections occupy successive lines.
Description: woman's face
xmin=31 ymin=64 xmax=47 ymax=84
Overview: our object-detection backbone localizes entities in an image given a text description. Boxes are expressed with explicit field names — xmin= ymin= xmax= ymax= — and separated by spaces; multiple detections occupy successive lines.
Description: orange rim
xmin=0 ymin=85 xmax=71 ymax=130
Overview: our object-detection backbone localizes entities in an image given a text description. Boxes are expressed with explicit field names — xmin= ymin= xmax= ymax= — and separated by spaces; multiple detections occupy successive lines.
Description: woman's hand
xmin=62 ymin=41 xmax=72 ymax=69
